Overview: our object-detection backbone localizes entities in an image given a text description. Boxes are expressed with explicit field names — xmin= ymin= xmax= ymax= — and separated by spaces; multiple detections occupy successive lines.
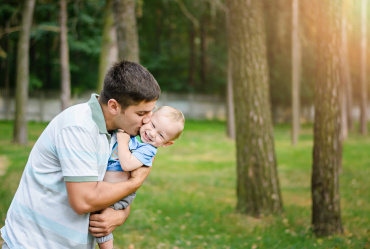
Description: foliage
xmin=0 ymin=120 xmax=369 ymax=248
xmin=0 ymin=0 xmax=370 ymax=107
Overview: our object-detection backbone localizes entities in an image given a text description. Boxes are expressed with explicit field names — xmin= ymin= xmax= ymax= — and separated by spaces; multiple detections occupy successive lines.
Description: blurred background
xmin=0 ymin=0 xmax=368 ymax=124
xmin=0 ymin=1 xmax=369 ymax=248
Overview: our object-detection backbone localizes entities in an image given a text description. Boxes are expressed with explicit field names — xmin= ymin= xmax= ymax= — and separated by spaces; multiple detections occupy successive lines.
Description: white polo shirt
xmin=1 ymin=94 xmax=115 ymax=249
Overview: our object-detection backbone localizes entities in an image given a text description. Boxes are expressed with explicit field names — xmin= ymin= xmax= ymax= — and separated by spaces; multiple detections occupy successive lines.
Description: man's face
xmin=116 ymin=101 xmax=156 ymax=136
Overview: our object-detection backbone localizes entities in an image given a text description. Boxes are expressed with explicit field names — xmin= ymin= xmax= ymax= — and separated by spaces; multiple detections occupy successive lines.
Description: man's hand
xmin=89 ymin=206 xmax=130 ymax=237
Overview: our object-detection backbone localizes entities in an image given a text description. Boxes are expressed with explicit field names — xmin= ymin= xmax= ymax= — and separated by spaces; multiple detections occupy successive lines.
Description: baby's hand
xmin=117 ymin=129 xmax=130 ymax=142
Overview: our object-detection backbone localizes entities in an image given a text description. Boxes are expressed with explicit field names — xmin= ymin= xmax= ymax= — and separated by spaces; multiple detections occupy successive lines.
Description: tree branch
xmin=175 ymin=0 xmax=199 ymax=29
xmin=0 ymin=25 xmax=60 ymax=39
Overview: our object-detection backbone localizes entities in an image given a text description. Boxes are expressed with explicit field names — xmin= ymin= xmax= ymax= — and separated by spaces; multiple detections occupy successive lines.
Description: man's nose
xmin=142 ymin=112 xmax=152 ymax=124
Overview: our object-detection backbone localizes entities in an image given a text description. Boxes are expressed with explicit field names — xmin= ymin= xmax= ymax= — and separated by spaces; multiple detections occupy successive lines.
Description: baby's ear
xmin=161 ymin=141 xmax=174 ymax=147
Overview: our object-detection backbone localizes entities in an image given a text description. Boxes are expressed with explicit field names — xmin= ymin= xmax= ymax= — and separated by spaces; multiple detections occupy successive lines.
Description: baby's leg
xmin=97 ymin=171 xmax=132 ymax=249
xmin=97 ymin=236 xmax=113 ymax=249
xmin=104 ymin=171 xmax=136 ymax=209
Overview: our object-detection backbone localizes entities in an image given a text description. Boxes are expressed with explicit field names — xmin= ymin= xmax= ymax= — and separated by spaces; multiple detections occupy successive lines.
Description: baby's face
xmin=139 ymin=112 xmax=179 ymax=147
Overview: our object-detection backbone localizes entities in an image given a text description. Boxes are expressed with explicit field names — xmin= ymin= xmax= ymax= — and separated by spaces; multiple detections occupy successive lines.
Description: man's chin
xmin=128 ymin=129 xmax=140 ymax=136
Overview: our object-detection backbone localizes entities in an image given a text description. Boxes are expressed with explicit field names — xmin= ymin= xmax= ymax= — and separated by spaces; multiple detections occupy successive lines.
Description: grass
xmin=0 ymin=120 xmax=369 ymax=249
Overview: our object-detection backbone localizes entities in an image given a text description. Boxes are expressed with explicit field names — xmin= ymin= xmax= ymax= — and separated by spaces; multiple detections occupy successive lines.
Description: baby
xmin=97 ymin=106 xmax=185 ymax=249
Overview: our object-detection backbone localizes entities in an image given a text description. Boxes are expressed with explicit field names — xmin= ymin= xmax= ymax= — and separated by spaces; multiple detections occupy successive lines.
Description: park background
xmin=0 ymin=1 xmax=369 ymax=248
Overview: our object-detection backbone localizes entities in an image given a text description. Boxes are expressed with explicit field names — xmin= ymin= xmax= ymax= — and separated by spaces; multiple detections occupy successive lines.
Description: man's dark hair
xmin=100 ymin=60 xmax=161 ymax=110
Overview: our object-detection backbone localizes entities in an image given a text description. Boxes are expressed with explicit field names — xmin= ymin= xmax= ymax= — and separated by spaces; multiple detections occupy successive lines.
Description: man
xmin=1 ymin=60 xmax=161 ymax=249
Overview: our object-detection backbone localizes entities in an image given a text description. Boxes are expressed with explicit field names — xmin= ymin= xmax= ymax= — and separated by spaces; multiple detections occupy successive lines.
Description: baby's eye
xmin=151 ymin=122 xmax=155 ymax=128
xmin=159 ymin=133 xmax=164 ymax=139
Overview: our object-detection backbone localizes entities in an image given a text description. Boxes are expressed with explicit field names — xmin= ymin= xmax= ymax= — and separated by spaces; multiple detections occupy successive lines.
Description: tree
xmin=13 ymin=0 xmax=36 ymax=145
xmin=97 ymin=0 xmax=118 ymax=93
xmin=225 ymin=4 xmax=235 ymax=139
xmin=175 ymin=0 xmax=199 ymax=89
xmin=359 ymin=0 xmax=368 ymax=134
xmin=311 ymin=0 xmax=343 ymax=236
xmin=226 ymin=44 xmax=235 ymax=139
xmin=60 ymin=0 xmax=71 ymax=111
xmin=263 ymin=0 xmax=292 ymax=121
xmin=1 ymin=20 xmax=11 ymax=120
xmin=291 ymin=0 xmax=301 ymax=145
xmin=340 ymin=0 xmax=352 ymax=139
xmin=226 ymin=0 xmax=283 ymax=217
xmin=113 ymin=0 xmax=139 ymax=62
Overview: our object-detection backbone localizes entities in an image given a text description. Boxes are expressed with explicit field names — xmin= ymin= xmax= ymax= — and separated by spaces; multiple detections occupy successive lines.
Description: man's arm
xmin=89 ymin=206 xmax=130 ymax=237
xmin=66 ymin=166 xmax=150 ymax=215
xmin=116 ymin=130 xmax=144 ymax=171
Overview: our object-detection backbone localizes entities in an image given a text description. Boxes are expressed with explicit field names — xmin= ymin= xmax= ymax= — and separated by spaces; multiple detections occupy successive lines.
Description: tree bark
xmin=340 ymin=0 xmax=351 ymax=139
xmin=3 ymin=21 xmax=11 ymax=120
xmin=263 ymin=0 xmax=291 ymax=122
xmin=291 ymin=0 xmax=301 ymax=145
xmin=45 ymin=12 xmax=53 ymax=89
xmin=226 ymin=0 xmax=283 ymax=217
xmin=13 ymin=0 xmax=36 ymax=145
xmin=97 ymin=0 xmax=118 ymax=93
xmin=359 ymin=0 xmax=368 ymax=134
xmin=226 ymin=57 xmax=235 ymax=139
xmin=113 ymin=0 xmax=139 ymax=63
xmin=199 ymin=15 xmax=207 ymax=90
xmin=311 ymin=0 xmax=343 ymax=237
xmin=226 ymin=8 xmax=235 ymax=139
xmin=188 ymin=22 xmax=196 ymax=88
xmin=60 ymin=0 xmax=71 ymax=110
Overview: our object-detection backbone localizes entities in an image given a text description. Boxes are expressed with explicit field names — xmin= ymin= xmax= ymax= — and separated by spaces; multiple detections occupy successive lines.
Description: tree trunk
xmin=226 ymin=57 xmax=235 ymax=139
xmin=45 ymin=12 xmax=53 ymax=89
xmin=3 ymin=21 xmax=11 ymax=120
xmin=113 ymin=0 xmax=139 ymax=63
xmin=188 ymin=22 xmax=196 ymax=88
xmin=263 ymin=0 xmax=291 ymax=123
xmin=291 ymin=0 xmax=301 ymax=145
xmin=155 ymin=5 xmax=163 ymax=54
xmin=199 ymin=15 xmax=207 ymax=90
xmin=311 ymin=0 xmax=343 ymax=237
xmin=60 ymin=0 xmax=71 ymax=111
xmin=226 ymin=0 xmax=283 ymax=217
xmin=226 ymin=9 xmax=235 ymax=139
xmin=45 ymin=33 xmax=52 ymax=89
xmin=97 ymin=0 xmax=118 ymax=93
xmin=13 ymin=0 xmax=36 ymax=145
xmin=359 ymin=0 xmax=368 ymax=134
xmin=340 ymin=0 xmax=351 ymax=139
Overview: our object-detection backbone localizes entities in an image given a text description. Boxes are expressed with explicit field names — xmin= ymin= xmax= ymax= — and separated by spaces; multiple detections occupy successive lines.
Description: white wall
xmin=0 ymin=91 xmax=226 ymax=122
xmin=1 ymin=90 xmax=369 ymax=122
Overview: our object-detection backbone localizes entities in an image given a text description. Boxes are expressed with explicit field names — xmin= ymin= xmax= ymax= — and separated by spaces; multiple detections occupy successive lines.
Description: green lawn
xmin=0 ymin=120 xmax=369 ymax=249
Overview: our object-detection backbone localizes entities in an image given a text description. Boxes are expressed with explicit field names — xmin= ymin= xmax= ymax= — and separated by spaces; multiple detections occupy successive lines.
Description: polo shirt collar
xmin=88 ymin=93 xmax=108 ymax=135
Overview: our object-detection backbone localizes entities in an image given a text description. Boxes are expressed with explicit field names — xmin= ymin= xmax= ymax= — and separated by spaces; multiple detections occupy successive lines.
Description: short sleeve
xmin=55 ymin=126 xmax=99 ymax=182
xmin=131 ymin=144 xmax=157 ymax=166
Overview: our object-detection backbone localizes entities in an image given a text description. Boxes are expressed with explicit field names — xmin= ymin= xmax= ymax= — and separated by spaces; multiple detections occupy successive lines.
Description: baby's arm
xmin=117 ymin=130 xmax=144 ymax=171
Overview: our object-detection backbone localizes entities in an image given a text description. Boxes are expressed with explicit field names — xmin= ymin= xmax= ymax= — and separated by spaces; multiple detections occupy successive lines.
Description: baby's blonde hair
xmin=154 ymin=106 xmax=185 ymax=140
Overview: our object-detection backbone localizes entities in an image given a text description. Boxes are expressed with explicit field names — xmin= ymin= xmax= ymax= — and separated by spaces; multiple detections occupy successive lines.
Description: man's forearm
xmin=66 ymin=166 xmax=150 ymax=214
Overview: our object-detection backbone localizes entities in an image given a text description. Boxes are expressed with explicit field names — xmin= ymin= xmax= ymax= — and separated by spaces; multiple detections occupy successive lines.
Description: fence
xmin=0 ymin=89 xmax=368 ymax=122
xmin=0 ymin=90 xmax=227 ymax=122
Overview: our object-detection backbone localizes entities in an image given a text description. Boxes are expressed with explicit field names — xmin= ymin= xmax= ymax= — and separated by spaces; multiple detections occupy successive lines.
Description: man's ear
xmin=161 ymin=141 xmax=174 ymax=147
xmin=107 ymin=99 xmax=121 ymax=115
